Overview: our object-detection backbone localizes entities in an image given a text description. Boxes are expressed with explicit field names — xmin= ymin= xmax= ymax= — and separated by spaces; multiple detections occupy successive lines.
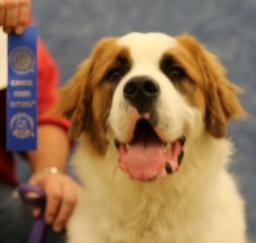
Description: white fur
xmin=67 ymin=33 xmax=248 ymax=243
xmin=68 ymin=136 xmax=247 ymax=243
xmin=109 ymin=32 xmax=197 ymax=143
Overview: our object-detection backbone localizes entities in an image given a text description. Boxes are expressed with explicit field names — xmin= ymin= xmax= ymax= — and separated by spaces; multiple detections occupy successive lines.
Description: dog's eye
xmin=160 ymin=55 xmax=187 ymax=82
xmin=166 ymin=67 xmax=186 ymax=81
xmin=105 ymin=68 xmax=123 ymax=82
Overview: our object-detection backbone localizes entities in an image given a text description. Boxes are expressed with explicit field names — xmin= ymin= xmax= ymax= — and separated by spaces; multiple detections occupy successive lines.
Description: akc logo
xmin=9 ymin=46 xmax=35 ymax=74
xmin=10 ymin=113 xmax=34 ymax=139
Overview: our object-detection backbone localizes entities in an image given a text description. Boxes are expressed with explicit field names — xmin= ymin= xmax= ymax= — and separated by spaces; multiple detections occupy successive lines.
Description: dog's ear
xmin=57 ymin=38 xmax=117 ymax=140
xmin=177 ymin=34 xmax=247 ymax=138
xmin=57 ymin=58 xmax=93 ymax=140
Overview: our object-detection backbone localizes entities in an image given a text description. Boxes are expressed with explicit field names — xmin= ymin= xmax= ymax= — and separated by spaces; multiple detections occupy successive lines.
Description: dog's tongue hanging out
xmin=118 ymin=120 xmax=184 ymax=181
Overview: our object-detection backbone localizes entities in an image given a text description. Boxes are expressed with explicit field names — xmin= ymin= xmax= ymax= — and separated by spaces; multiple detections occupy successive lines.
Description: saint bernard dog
xmin=58 ymin=32 xmax=248 ymax=243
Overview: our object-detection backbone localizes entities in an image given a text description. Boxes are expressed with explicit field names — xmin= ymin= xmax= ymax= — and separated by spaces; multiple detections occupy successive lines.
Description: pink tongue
xmin=119 ymin=141 xmax=182 ymax=181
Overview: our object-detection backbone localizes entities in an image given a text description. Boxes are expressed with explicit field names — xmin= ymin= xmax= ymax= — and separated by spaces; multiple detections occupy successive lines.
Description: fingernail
xmin=54 ymin=225 xmax=62 ymax=233
xmin=15 ymin=26 xmax=25 ymax=35
xmin=46 ymin=217 xmax=53 ymax=224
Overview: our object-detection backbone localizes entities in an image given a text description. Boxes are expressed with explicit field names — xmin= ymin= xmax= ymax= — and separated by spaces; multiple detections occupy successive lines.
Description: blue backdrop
xmin=32 ymin=0 xmax=256 ymax=240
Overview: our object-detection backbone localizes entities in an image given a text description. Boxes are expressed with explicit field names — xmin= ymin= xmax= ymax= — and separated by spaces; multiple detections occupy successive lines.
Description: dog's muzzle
xmin=123 ymin=76 xmax=159 ymax=114
xmin=116 ymin=119 xmax=186 ymax=181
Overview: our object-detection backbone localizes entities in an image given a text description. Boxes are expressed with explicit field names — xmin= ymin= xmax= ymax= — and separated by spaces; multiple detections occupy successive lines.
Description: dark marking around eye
xmin=105 ymin=68 xmax=123 ymax=82
xmin=160 ymin=55 xmax=187 ymax=82
xmin=104 ymin=54 xmax=131 ymax=84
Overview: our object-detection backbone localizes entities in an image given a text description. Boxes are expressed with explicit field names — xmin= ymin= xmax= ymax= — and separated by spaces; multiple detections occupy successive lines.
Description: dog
xmin=58 ymin=32 xmax=248 ymax=243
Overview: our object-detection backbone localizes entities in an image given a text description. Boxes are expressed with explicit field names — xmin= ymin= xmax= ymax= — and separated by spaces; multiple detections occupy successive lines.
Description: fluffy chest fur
xmin=67 ymin=136 xmax=247 ymax=243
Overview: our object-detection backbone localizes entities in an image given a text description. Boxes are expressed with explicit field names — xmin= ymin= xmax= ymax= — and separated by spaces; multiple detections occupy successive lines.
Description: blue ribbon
xmin=6 ymin=26 xmax=38 ymax=151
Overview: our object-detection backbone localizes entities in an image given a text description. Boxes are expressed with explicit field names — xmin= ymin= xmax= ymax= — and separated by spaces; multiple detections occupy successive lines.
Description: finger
xmin=4 ymin=0 xmax=18 ymax=29
xmin=53 ymin=180 xmax=78 ymax=232
xmin=14 ymin=24 xmax=25 ymax=34
xmin=44 ymin=180 xmax=62 ymax=225
xmin=27 ymin=190 xmax=42 ymax=218
xmin=14 ymin=0 xmax=30 ymax=34
xmin=16 ymin=0 xmax=30 ymax=26
xmin=0 ymin=0 xmax=5 ymax=25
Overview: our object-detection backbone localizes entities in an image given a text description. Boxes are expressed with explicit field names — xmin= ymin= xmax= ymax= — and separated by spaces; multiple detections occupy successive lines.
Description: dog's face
xmin=58 ymin=32 xmax=245 ymax=181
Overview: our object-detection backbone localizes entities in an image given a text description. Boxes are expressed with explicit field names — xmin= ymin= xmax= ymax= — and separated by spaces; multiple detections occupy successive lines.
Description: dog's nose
xmin=123 ymin=76 xmax=159 ymax=113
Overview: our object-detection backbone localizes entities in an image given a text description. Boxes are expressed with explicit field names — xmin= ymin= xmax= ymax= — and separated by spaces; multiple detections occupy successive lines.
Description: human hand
xmin=0 ymin=0 xmax=30 ymax=34
xmin=28 ymin=168 xmax=82 ymax=233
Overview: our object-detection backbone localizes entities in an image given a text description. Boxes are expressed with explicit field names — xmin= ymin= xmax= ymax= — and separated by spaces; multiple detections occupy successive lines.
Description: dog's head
xmin=58 ymin=32 xmax=246 ymax=181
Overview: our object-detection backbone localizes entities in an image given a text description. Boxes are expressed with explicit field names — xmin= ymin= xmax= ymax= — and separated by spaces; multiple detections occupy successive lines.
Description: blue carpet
xmin=32 ymin=0 xmax=256 ymax=240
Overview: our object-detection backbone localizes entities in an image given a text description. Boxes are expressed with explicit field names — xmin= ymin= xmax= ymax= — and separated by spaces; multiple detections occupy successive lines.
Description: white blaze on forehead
xmin=117 ymin=32 xmax=177 ymax=64
xmin=109 ymin=32 xmax=200 ymax=146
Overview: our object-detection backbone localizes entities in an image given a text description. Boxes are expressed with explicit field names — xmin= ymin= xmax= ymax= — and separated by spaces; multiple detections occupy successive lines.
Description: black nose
xmin=123 ymin=76 xmax=160 ymax=113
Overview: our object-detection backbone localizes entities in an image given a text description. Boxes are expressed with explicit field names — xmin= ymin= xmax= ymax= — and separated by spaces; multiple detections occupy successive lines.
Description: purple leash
xmin=18 ymin=184 xmax=47 ymax=243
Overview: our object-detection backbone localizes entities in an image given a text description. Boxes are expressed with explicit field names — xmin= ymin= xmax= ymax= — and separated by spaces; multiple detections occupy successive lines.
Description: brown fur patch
xmin=160 ymin=51 xmax=206 ymax=112
xmin=57 ymin=38 xmax=132 ymax=155
xmin=175 ymin=34 xmax=247 ymax=138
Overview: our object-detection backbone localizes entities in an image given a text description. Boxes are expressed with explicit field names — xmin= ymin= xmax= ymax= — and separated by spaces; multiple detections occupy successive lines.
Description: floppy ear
xmin=57 ymin=59 xmax=93 ymax=140
xmin=178 ymin=34 xmax=247 ymax=138
xmin=57 ymin=37 xmax=117 ymax=141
